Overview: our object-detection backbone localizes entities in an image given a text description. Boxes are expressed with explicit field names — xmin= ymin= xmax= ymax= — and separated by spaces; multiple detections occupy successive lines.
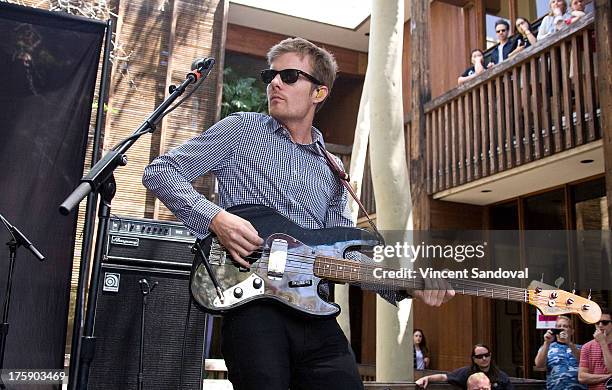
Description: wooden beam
xmin=435 ymin=0 xmax=471 ymax=7
xmin=594 ymin=0 xmax=612 ymax=229
xmin=225 ymin=24 xmax=367 ymax=76
xmin=409 ymin=0 xmax=431 ymax=230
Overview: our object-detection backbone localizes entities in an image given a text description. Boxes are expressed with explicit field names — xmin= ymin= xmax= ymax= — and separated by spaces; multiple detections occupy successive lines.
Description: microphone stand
xmin=0 ymin=214 xmax=46 ymax=390
xmin=137 ymin=278 xmax=157 ymax=390
xmin=59 ymin=58 xmax=215 ymax=390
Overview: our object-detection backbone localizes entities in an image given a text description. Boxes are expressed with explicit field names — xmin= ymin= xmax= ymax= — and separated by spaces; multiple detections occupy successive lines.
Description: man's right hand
xmin=209 ymin=210 xmax=263 ymax=268
xmin=543 ymin=330 xmax=555 ymax=344
xmin=415 ymin=377 xmax=429 ymax=388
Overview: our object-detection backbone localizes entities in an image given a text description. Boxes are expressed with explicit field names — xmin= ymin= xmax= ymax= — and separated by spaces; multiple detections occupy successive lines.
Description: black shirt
xmin=461 ymin=66 xmax=476 ymax=78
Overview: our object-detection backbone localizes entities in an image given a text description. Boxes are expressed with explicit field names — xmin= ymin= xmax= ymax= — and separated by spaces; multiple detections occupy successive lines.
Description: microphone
xmin=191 ymin=57 xmax=215 ymax=72
xmin=190 ymin=57 xmax=215 ymax=81
xmin=0 ymin=214 xmax=45 ymax=261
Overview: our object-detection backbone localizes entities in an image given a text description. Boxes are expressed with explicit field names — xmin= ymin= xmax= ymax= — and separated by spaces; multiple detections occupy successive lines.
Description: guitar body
xmin=190 ymin=204 xmax=381 ymax=316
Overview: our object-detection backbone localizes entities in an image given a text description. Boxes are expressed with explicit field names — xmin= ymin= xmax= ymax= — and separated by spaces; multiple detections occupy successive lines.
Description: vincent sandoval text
xmin=373 ymin=267 xmax=530 ymax=280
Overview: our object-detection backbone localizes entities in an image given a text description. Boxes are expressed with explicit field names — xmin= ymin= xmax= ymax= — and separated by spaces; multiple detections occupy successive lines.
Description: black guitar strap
xmin=316 ymin=141 xmax=384 ymax=244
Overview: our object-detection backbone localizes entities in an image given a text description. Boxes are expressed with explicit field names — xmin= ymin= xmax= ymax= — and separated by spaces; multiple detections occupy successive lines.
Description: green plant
xmin=221 ymin=67 xmax=267 ymax=119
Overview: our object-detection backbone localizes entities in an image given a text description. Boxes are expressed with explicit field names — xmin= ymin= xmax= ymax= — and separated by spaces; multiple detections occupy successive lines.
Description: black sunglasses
xmin=260 ymin=68 xmax=323 ymax=86
xmin=597 ymin=320 xmax=612 ymax=325
xmin=473 ymin=353 xmax=491 ymax=359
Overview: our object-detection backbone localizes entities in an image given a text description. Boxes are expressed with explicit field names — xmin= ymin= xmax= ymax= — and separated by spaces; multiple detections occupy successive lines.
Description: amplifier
xmin=105 ymin=216 xmax=197 ymax=270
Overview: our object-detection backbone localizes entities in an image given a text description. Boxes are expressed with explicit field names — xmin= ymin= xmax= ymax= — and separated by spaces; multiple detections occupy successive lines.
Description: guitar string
xmin=205 ymin=250 xmax=586 ymax=307
xmin=207 ymin=248 xmax=576 ymax=301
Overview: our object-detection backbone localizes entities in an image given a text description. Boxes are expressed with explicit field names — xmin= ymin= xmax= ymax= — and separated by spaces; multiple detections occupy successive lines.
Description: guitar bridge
xmin=267 ymin=239 xmax=288 ymax=280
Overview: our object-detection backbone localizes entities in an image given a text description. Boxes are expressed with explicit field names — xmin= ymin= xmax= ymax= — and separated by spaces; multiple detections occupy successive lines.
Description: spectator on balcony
xmin=458 ymin=49 xmax=487 ymax=84
xmin=490 ymin=20 xmax=517 ymax=64
xmin=467 ymin=372 xmax=491 ymax=390
xmin=537 ymin=0 xmax=570 ymax=40
xmin=415 ymin=344 xmax=513 ymax=389
xmin=566 ymin=0 xmax=588 ymax=25
xmin=509 ymin=17 xmax=537 ymax=57
xmin=414 ymin=329 xmax=430 ymax=370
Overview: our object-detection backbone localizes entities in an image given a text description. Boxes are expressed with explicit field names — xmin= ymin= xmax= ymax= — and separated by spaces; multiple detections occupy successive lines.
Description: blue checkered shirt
xmin=142 ymin=112 xmax=352 ymax=236
xmin=142 ymin=112 xmax=403 ymax=303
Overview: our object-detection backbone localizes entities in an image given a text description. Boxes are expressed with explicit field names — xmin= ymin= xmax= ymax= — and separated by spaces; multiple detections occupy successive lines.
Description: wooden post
xmin=594 ymin=0 xmax=612 ymax=229
xmin=409 ymin=0 xmax=431 ymax=231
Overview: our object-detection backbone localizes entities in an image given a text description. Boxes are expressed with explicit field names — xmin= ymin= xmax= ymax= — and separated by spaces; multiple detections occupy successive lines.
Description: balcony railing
xmin=425 ymin=15 xmax=600 ymax=194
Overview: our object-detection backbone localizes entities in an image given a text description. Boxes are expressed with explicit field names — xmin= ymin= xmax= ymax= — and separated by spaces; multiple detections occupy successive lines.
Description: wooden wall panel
xmin=98 ymin=0 xmax=226 ymax=220
xmin=429 ymin=2 xmax=473 ymax=99
xmin=226 ymin=24 xmax=367 ymax=77
xmin=414 ymin=295 xmax=475 ymax=370
xmin=315 ymin=76 xmax=364 ymax=146
xmin=402 ymin=22 xmax=413 ymax=118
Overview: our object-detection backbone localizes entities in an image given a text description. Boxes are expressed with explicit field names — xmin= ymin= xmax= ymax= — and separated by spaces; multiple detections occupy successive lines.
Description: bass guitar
xmin=190 ymin=204 xmax=601 ymax=323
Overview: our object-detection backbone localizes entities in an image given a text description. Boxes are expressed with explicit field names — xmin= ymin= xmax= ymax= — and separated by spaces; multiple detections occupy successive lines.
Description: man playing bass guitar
xmin=143 ymin=37 xmax=454 ymax=390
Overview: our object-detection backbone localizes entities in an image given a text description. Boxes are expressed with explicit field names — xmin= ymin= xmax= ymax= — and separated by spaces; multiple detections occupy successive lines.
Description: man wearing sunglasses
xmin=416 ymin=344 xmax=513 ymax=389
xmin=144 ymin=37 xmax=454 ymax=390
xmin=579 ymin=308 xmax=612 ymax=389
xmin=490 ymin=19 xmax=517 ymax=65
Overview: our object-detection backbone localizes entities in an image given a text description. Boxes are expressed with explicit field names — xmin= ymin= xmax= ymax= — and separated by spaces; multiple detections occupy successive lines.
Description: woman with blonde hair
xmin=537 ymin=0 xmax=570 ymax=40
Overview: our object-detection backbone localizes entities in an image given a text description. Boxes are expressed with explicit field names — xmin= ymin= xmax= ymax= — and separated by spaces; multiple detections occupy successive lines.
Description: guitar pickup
xmin=267 ymin=239 xmax=288 ymax=280
xmin=289 ymin=280 xmax=313 ymax=288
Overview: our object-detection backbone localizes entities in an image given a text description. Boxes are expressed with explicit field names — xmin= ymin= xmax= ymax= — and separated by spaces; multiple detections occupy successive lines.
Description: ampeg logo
xmin=103 ymin=272 xmax=120 ymax=292
xmin=111 ymin=236 xmax=139 ymax=247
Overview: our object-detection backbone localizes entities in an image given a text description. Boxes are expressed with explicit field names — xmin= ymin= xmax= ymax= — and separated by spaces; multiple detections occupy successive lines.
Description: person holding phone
xmin=535 ymin=315 xmax=586 ymax=389
xmin=509 ymin=17 xmax=537 ymax=58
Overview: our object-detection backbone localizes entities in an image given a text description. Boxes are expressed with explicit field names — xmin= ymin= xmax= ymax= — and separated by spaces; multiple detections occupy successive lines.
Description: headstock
xmin=528 ymin=281 xmax=601 ymax=324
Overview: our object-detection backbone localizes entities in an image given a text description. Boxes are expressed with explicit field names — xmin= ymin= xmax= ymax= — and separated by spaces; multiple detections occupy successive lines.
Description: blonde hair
xmin=267 ymin=37 xmax=338 ymax=93
xmin=548 ymin=0 xmax=568 ymax=16
xmin=467 ymin=372 xmax=490 ymax=389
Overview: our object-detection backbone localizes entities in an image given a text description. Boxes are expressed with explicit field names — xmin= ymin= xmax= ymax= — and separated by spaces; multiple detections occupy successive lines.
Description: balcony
xmin=424 ymin=15 xmax=601 ymax=197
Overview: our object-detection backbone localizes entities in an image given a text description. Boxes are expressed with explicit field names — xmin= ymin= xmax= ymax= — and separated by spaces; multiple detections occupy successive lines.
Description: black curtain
xmin=0 ymin=2 xmax=105 ymax=380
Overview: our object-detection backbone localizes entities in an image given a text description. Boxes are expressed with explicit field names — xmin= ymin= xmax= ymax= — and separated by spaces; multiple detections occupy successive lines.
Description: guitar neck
xmin=314 ymin=256 xmax=529 ymax=303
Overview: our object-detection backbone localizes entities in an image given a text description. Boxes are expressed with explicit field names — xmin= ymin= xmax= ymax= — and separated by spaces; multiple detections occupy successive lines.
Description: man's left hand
xmin=413 ymin=278 xmax=455 ymax=307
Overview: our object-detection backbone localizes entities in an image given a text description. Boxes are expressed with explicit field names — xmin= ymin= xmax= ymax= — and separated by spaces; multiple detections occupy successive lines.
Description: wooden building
xmin=16 ymin=0 xmax=609 ymax=384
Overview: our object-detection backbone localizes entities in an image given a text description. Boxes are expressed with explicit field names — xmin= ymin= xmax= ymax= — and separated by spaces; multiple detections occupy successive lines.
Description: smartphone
xmin=550 ymin=328 xmax=563 ymax=335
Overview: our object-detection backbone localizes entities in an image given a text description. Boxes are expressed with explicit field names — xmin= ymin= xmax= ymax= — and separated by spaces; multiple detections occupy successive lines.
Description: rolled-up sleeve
xmin=142 ymin=114 xmax=245 ymax=237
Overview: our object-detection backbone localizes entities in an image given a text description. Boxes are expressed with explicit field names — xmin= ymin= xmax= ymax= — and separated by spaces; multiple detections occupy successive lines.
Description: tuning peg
xmin=588 ymin=289 xmax=592 ymax=300
xmin=554 ymin=277 xmax=564 ymax=288
xmin=566 ymin=298 xmax=574 ymax=305
xmin=571 ymin=283 xmax=576 ymax=295
xmin=550 ymin=292 xmax=558 ymax=299
xmin=582 ymin=304 xmax=590 ymax=311
xmin=535 ymin=287 xmax=542 ymax=294
xmin=540 ymin=273 xmax=545 ymax=283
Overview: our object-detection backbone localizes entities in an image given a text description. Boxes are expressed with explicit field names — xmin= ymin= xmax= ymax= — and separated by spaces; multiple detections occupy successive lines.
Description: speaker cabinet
xmin=88 ymin=264 xmax=207 ymax=390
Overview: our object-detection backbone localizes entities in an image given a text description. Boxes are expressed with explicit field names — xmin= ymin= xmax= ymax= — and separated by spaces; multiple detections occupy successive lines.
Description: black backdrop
xmin=0 ymin=2 xmax=105 ymax=383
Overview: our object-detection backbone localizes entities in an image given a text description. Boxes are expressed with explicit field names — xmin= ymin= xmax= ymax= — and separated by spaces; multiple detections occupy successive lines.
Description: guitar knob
xmin=550 ymin=292 xmax=558 ymax=299
xmin=253 ymin=278 xmax=263 ymax=289
xmin=566 ymin=298 xmax=574 ymax=305
xmin=233 ymin=287 xmax=243 ymax=298
xmin=582 ymin=304 xmax=590 ymax=311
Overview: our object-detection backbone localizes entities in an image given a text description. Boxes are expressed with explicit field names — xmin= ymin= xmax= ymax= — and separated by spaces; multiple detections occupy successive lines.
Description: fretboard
xmin=313 ymin=256 xmax=529 ymax=303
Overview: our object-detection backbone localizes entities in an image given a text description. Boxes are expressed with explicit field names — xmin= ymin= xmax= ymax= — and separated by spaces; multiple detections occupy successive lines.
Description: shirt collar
xmin=269 ymin=115 xmax=324 ymax=147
